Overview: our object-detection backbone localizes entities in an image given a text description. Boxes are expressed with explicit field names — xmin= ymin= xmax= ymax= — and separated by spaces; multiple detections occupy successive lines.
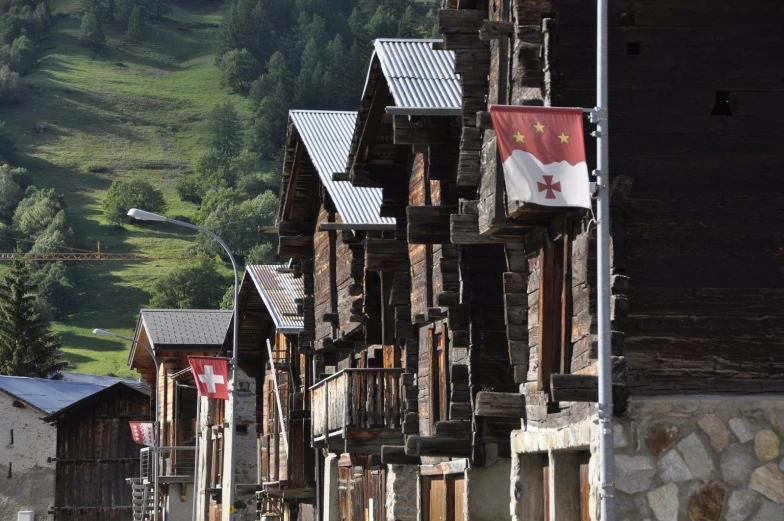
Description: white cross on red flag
xmin=189 ymin=356 xmax=230 ymax=400
xmin=489 ymin=105 xmax=592 ymax=209
xmin=129 ymin=421 xmax=155 ymax=446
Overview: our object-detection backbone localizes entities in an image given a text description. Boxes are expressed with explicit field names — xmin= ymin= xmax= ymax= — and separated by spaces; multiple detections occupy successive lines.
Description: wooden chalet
xmin=276 ymin=107 xmax=410 ymax=521
xmin=229 ymin=264 xmax=313 ymax=521
xmin=340 ymin=38 xmax=518 ymax=521
xmin=430 ymin=0 xmax=784 ymax=519
xmin=44 ymin=381 xmax=150 ymax=521
xmin=129 ymin=309 xmax=233 ymax=521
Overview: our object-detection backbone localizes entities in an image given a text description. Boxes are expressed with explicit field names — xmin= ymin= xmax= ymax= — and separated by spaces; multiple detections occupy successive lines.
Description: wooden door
xmin=371 ymin=469 xmax=385 ymax=521
xmin=579 ymin=454 xmax=590 ymax=521
xmin=339 ymin=465 xmax=352 ymax=521
xmin=453 ymin=475 xmax=465 ymax=521
xmin=543 ymin=463 xmax=550 ymax=521
xmin=352 ymin=466 xmax=365 ymax=521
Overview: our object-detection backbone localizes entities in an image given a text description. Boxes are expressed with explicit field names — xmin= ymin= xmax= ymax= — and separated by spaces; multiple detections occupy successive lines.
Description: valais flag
xmin=129 ymin=421 xmax=155 ymax=447
xmin=189 ymin=356 xmax=230 ymax=400
xmin=490 ymin=105 xmax=592 ymax=209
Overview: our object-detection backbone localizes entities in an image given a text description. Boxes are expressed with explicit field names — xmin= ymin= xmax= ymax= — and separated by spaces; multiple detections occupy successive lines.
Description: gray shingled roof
xmin=290 ymin=110 xmax=395 ymax=227
xmin=140 ymin=309 xmax=233 ymax=348
xmin=0 ymin=375 xmax=148 ymax=415
xmin=372 ymin=39 xmax=462 ymax=115
xmin=247 ymin=265 xmax=304 ymax=333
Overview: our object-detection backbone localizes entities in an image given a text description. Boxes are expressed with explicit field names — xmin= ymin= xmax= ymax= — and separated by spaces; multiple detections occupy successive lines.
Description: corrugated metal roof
xmin=246 ymin=265 xmax=304 ymax=333
xmin=290 ymin=110 xmax=394 ymax=226
xmin=373 ymin=39 xmax=462 ymax=114
xmin=0 ymin=375 xmax=147 ymax=414
xmin=140 ymin=309 xmax=233 ymax=348
xmin=58 ymin=372 xmax=149 ymax=392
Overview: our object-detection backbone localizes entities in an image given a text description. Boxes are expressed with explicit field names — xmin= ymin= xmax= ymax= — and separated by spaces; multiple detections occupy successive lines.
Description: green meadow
xmin=0 ymin=0 xmax=248 ymax=377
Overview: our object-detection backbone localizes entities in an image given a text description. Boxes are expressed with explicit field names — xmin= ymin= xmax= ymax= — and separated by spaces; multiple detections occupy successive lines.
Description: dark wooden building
xmin=431 ymin=0 xmax=784 ymax=519
xmin=45 ymin=382 xmax=150 ymax=521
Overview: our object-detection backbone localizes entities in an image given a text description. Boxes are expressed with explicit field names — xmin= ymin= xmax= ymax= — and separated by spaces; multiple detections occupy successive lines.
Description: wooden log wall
xmin=548 ymin=0 xmax=784 ymax=394
xmin=54 ymin=386 xmax=149 ymax=521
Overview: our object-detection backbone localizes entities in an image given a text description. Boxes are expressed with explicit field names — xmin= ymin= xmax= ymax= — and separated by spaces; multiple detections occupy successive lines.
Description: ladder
xmin=129 ymin=478 xmax=157 ymax=521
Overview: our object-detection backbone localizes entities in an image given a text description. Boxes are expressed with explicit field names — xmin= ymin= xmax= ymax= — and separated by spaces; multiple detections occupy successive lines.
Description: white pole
xmin=192 ymin=396 xmax=201 ymax=521
xmin=594 ymin=0 xmax=615 ymax=520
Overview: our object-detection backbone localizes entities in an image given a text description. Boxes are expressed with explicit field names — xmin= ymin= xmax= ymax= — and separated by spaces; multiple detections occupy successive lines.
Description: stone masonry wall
xmin=614 ymin=398 xmax=784 ymax=521
xmin=510 ymin=398 xmax=784 ymax=521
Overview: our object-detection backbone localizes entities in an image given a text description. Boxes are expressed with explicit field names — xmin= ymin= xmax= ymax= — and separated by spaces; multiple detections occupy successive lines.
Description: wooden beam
xmin=450 ymin=214 xmax=497 ymax=244
xmin=278 ymin=235 xmax=313 ymax=258
xmin=282 ymin=138 xmax=305 ymax=221
xmin=393 ymin=116 xmax=460 ymax=145
xmin=405 ymin=435 xmax=471 ymax=458
xmin=366 ymin=239 xmax=409 ymax=271
xmin=479 ymin=20 xmax=515 ymax=40
xmin=407 ymin=205 xmax=457 ymax=244
xmin=381 ymin=445 xmax=420 ymax=465
xmin=355 ymin=74 xmax=390 ymax=164
xmin=475 ymin=391 xmax=526 ymax=418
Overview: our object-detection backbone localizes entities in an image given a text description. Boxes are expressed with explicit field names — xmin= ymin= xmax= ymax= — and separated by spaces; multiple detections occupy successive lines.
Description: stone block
xmin=648 ymin=483 xmax=679 ymax=521
xmin=614 ymin=423 xmax=629 ymax=449
xmin=615 ymin=455 xmax=656 ymax=494
xmin=386 ymin=464 xmax=419 ymax=521
xmin=658 ymin=448 xmax=693 ymax=483
xmin=729 ymin=418 xmax=757 ymax=444
xmin=749 ymin=463 xmax=784 ymax=504
xmin=678 ymin=433 xmax=716 ymax=480
xmin=721 ymin=443 xmax=756 ymax=487
xmin=686 ymin=480 xmax=725 ymax=521
xmin=754 ymin=430 xmax=781 ymax=463
xmin=750 ymin=500 xmax=784 ymax=521
xmin=646 ymin=423 xmax=680 ymax=455
xmin=725 ymin=490 xmax=761 ymax=521
xmin=697 ymin=415 xmax=729 ymax=453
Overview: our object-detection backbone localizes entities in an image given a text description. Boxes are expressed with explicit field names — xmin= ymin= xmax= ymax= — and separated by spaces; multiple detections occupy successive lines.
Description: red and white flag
xmin=489 ymin=105 xmax=592 ymax=209
xmin=189 ymin=356 xmax=230 ymax=400
xmin=129 ymin=421 xmax=155 ymax=446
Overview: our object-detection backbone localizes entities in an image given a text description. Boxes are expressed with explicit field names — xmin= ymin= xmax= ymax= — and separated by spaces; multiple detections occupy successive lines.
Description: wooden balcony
xmin=140 ymin=446 xmax=196 ymax=484
xmin=311 ymin=368 xmax=404 ymax=454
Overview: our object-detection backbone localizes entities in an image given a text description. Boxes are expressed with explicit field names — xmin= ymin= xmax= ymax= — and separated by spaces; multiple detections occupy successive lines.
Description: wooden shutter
xmin=579 ymin=454 xmax=590 ymax=521
xmin=453 ymin=475 xmax=466 ymax=521
xmin=543 ymin=463 xmax=551 ymax=521
xmin=438 ymin=324 xmax=449 ymax=423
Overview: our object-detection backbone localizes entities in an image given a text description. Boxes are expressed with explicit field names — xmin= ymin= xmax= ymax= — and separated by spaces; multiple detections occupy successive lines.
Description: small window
xmin=429 ymin=325 xmax=450 ymax=433
xmin=711 ymin=91 xmax=733 ymax=116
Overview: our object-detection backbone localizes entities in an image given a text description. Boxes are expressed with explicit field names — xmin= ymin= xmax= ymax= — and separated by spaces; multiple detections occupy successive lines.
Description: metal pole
xmin=594 ymin=0 xmax=615 ymax=519
xmin=312 ymin=356 xmax=321 ymax=521
xmin=192 ymin=396 xmax=201 ymax=521
xmin=164 ymin=219 xmax=240 ymax=521
xmin=266 ymin=339 xmax=290 ymax=458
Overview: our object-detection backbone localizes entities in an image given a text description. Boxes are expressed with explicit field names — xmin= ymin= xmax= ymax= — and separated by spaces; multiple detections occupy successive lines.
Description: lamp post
xmin=127 ymin=208 xmax=240 ymax=521
xmin=93 ymin=328 xmax=160 ymax=521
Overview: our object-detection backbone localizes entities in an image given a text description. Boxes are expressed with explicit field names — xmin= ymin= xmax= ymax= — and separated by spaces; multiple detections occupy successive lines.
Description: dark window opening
xmin=236 ymin=424 xmax=248 ymax=434
xmin=9 ymin=429 xmax=12 ymax=445
xmin=626 ymin=42 xmax=640 ymax=55
xmin=711 ymin=91 xmax=733 ymax=116
xmin=12 ymin=400 xmax=24 ymax=408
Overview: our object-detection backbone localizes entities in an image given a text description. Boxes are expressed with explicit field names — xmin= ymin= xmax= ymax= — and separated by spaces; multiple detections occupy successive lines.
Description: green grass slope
xmin=0 ymin=0 xmax=247 ymax=377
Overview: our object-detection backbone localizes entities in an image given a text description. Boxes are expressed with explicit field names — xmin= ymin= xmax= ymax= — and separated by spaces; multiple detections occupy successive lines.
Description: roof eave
xmin=385 ymin=106 xmax=462 ymax=116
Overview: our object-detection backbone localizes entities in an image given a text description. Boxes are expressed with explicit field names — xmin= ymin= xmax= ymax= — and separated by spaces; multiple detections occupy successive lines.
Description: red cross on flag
xmin=129 ymin=421 xmax=155 ymax=446
xmin=189 ymin=356 xmax=230 ymax=400
xmin=490 ymin=105 xmax=592 ymax=209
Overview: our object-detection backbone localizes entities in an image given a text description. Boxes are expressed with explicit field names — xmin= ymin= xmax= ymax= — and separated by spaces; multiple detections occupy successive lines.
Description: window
xmin=538 ymin=226 xmax=574 ymax=394
xmin=518 ymin=451 xmax=590 ymax=521
xmin=429 ymin=324 xmax=450 ymax=433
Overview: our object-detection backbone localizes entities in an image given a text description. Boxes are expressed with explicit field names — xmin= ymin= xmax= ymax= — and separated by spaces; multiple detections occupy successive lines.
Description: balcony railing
xmin=140 ymin=446 xmax=196 ymax=483
xmin=311 ymin=368 xmax=404 ymax=453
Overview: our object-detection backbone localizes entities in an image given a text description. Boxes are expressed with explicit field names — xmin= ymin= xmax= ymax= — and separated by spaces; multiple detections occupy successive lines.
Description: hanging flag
xmin=189 ymin=356 xmax=230 ymax=400
xmin=129 ymin=421 xmax=156 ymax=446
xmin=489 ymin=105 xmax=592 ymax=209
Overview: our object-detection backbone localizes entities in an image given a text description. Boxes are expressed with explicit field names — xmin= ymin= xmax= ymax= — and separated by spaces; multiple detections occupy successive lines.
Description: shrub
xmin=78 ymin=10 xmax=105 ymax=49
xmin=13 ymin=187 xmax=67 ymax=241
xmin=0 ymin=165 xmax=22 ymax=220
xmin=102 ymin=178 xmax=167 ymax=226
xmin=148 ymin=262 xmax=227 ymax=309
xmin=219 ymin=48 xmax=262 ymax=93
xmin=0 ymin=65 xmax=21 ymax=104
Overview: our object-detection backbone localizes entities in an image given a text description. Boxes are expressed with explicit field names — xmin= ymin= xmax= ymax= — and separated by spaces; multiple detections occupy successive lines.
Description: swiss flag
xmin=490 ymin=105 xmax=592 ymax=209
xmin=129 ymin=421 xmax=155 ymax=446
xmin=189 ymin=356 xmax=230 ymax=400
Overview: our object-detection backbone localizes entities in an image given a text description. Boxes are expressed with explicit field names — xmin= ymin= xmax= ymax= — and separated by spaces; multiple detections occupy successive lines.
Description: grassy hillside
xmin=0 ymin=0 xmax=248 ymax=377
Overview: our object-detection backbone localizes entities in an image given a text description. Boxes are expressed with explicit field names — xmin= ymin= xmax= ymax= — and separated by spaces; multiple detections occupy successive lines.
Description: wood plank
xmin=474 ymin=391 xmax=525 ymax=418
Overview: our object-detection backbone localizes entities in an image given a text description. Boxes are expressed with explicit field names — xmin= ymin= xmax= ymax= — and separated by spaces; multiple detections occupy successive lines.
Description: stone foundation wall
xmin=614 ymin=398 xmax=784 ymax=521
xmin=510 ymin=398 xmax=784 ymax=521
xmin=386 ymin=464 xmax=418 ymax=521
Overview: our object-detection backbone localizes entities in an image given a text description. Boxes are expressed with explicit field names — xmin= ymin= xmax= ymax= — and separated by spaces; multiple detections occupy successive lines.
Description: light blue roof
xmin=0 ymin=374 xmax=146 ymax=414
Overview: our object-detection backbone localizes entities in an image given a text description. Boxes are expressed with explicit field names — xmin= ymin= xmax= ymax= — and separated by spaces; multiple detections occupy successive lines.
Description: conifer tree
xmin=208 ymin=101 xmax=243 ymax=159
xmin=78 ymin=9 xmax=106 ymax=49
xmin=0 ymin=254 xmax=67 ymax=377
xmin=125 ymin=6 xmax=144 ymax=42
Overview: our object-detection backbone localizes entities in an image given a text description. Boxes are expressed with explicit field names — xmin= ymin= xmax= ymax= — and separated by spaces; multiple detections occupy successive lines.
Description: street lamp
xmin=127 ymin=208 xmax=240 ymax=521
xmin=93 ymin=328 xmax=160 ymax=521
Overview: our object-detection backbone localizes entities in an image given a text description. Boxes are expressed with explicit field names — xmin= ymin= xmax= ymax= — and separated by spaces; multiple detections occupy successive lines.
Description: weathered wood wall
xmin=54 ymin=385 xmax=149 ymax=521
